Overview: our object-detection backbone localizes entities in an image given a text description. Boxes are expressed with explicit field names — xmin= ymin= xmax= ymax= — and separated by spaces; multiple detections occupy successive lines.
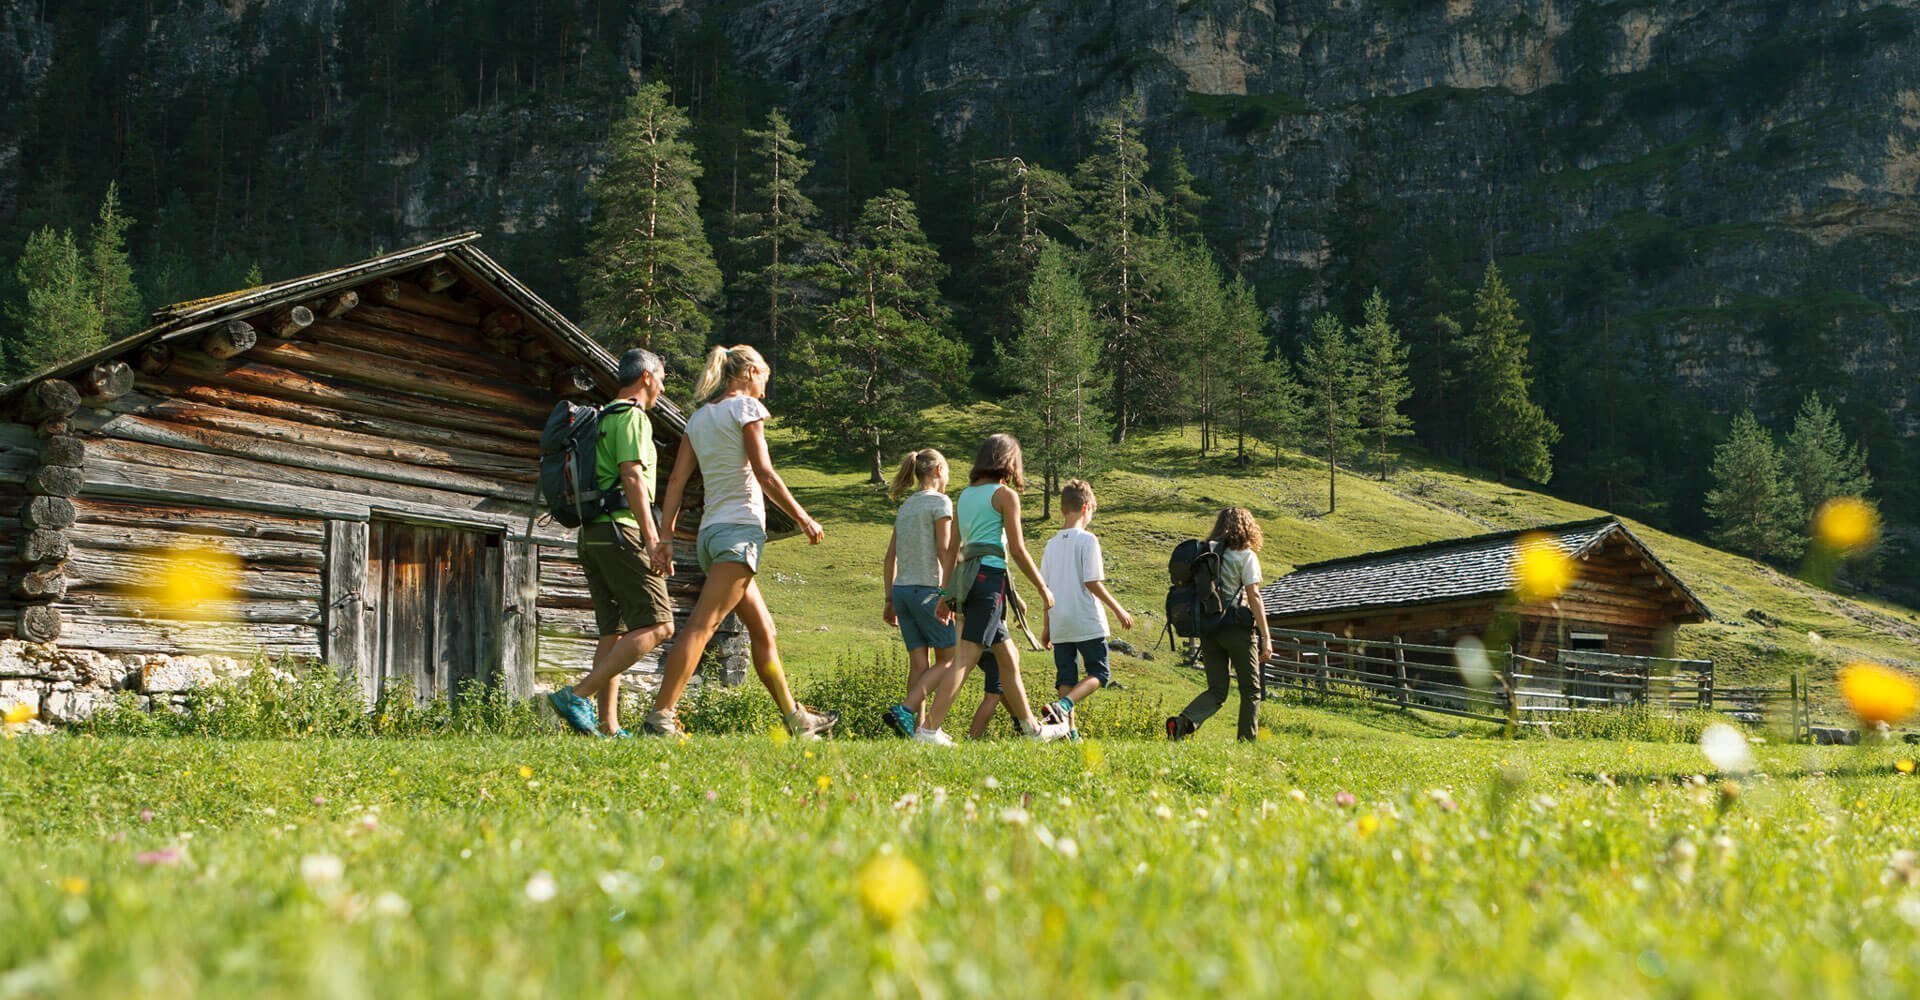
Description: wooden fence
xmin=1258 ymin=627 xmax=1813 ymax=740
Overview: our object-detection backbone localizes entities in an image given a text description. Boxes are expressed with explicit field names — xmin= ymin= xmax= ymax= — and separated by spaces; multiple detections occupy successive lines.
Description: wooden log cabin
xmin=1258 ymin=517 xmax=1712 ymax=664
xmin=0 ymin=233 xmax=782 ymax=705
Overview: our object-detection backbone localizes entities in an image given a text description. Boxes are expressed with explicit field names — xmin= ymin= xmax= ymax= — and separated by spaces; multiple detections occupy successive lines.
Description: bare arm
xmin=650 ymin=438 xmax=698 ymax=575
xmin=936 ymin=517 xmax=961 ymax=621
xmin=617 ymin=460 xmax=657 ymax=547
xmin=995 ymin=487 xmax=1053 ymax=610
xmin=882 ymin=530 xmax=899 ymax=626
xmin=1245 ymin=583 xmax=1272 ymax=658
xmin=743 ymin=420 xmax=822 ymax=543
xmin=931 ymin=515 xmax=953 ymax=588
xmin=1086 ymin=579 xmax=1134 ymax=630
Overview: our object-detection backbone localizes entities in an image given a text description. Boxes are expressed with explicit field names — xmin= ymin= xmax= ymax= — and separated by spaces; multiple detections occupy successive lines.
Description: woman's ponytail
xmin=692 ymin=345 xmax=732 ymax=404
xmin=888 ymin=453 xmax=920 ymax=501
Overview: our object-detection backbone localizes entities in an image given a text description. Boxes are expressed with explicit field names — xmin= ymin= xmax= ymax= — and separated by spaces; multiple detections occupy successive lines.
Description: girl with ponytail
xmin=643 ymin=344 xmax=837 ymax=739
xmin=881 ymin=448 xmax=954 ymax=728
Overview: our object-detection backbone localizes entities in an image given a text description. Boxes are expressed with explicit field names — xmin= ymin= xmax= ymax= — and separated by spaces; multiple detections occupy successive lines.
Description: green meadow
xmin=6 ymin=406 xmax=1919 ymax=998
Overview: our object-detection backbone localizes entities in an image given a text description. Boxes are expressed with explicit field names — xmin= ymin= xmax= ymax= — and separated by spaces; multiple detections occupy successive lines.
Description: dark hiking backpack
xmin=539 ymin=399 xmax=636 ymax=528
xmin=1164 ymin=538 xmax=1248 ymax=640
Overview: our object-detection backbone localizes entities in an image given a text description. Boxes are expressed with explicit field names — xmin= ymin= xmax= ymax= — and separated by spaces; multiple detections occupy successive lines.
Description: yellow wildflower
xmin=3 ymin=702 xmax=35 ymax=726
xmin=1840 ymin=661 xmax=1918 ymax=727
xmin=1814 ymin=497 xmax=1879 ymax=554
xmin=1898 ymin=759 xmax=1916 ymax=776
xmin=816 ymin=775 xmax=832 ymax=791
xmin=1512 ymin=533 xmax=1575 ymax=603
xmin=768 ymin=726 xmax=791 ymax=745
xmin=857 ymin=855 xmax=928 ymax=928
xmin=518 ymin=765 xmax=534 ymax=780
xmin=59 ymin=877 xmax=87 ymax=895
xmin=1356 ymin=813 xmax=1381 ymax=838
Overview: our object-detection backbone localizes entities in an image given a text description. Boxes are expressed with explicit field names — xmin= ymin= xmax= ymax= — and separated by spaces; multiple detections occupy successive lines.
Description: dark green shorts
xmin=578 ymin=520 xmax=674 ymax=637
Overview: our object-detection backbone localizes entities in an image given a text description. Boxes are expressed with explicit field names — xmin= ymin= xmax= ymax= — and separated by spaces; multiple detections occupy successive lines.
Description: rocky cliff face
xmin=2 ymin=0 xmax=1916 ymax=489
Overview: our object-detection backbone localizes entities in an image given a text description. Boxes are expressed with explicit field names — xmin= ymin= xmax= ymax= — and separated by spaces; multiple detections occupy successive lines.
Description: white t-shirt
xmin=1219 ymin=547 xmax=1263 ymax=605
xmin=685 ymin=395 xmax=771 ymax=529
xmin=1041 ymin=527 xmax=1108 ymax=644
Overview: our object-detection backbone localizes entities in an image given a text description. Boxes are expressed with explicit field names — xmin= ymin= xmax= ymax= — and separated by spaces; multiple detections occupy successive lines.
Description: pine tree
xmin=87 ymin=182 xmax=143 ymax=339
xmin=1156 ymin=239 xmax=1228 ymax=456
xmin=729 ymin=108 xmax=823 ymax=367
xmin=998 ymin=241 xmax=1108 ymax=517
xmin=971 ymin=155 xmax=1073 ymax=342
xmin=1706 ymin=410 xmax=1804 ymax=561
xmin=580 ymin=81 xmax=723 ymax=375
xmin=1157 ymin=148 xmax=1206 ymax=239
xmin=4 ymin=227 xmax=102 ymax=379
xmin=1782 ymin=393 xmax=1873 ymax=519
xmin=1467 ymin=263 xmax=1560 ymax=482
xmin=1300 ymin=312 xmax=1362 ymax=513
xmin=1353 ymin=288 xmax=1414 ymax=479
xmin=1216 ymin=276 xmax=1290 ymax=465
xmin=1073 ymin=100 xmax=1165 ymax=443
xmin=791 ymin=190 xmax=967 ymax=483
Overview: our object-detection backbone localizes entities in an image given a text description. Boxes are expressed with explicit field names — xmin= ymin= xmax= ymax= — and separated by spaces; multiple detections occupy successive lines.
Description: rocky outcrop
xmin=1 ymin=0 xmax=1915 ymax=454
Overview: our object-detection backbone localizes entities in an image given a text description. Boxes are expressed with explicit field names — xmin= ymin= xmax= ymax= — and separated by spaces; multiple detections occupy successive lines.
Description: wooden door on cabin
xmin=368 ymin=520 xmax=503 ymax=703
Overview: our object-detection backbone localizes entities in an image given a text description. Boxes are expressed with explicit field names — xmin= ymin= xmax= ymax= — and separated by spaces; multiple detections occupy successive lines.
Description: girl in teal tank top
xmin=956 ymin=482 xmax=1008 ymax=569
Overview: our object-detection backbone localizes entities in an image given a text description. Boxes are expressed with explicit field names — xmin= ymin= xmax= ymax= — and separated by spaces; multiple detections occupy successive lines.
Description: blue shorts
xmin=697 ymin=522 xmax=765 ymax=573
xmin=959 ymin=565 xmax=1011 ymax=648
xmin=892 ymin=585 xmax=955 ymax=651
xmin=980 ymin=648 xmax=1003 ymax=695
xmin=1053 ymin=638 xmax=1111 ymax=689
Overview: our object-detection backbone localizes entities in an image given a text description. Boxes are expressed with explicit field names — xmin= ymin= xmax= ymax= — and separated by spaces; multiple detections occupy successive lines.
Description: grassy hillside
xmin=749 ymin=403 xmax=1919 ymax=723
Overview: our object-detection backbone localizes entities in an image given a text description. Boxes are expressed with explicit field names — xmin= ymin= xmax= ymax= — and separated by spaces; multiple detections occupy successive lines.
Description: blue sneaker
xmin=547 ymin=689 xmax=599 ymax=735
xmin=601 ymin=728 xmax=634 ymax=739
xmin=883 ymin=703 xmax=916 ymax=738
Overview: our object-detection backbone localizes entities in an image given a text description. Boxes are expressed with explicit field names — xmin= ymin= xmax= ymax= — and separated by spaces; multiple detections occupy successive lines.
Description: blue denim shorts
xmin=892 ymin=584 xmax=956 ymax=652
xmin=1053 ymin=638 xmax=1111 ymax=689
xmin=697 ymin=522 xmax=765 ymax=573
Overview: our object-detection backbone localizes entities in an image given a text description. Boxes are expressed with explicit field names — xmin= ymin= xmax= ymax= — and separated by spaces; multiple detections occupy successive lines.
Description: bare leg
xmin=732 ymin=579 xmax=798 ymax=717
xmin=967 ymin=693 xmax=1000 ymax=739
xmin=921 ymin=639 xmax=986 ymax=731
xmin=905 ymin=646 xmax=933 ymax=714
xmin=650 ymin=562 xmax=755 ymax=716
xmin=578 ymin=624 xmax=675 ymax=734
xmin=989 ymin=636 xmax=1039 ymax=725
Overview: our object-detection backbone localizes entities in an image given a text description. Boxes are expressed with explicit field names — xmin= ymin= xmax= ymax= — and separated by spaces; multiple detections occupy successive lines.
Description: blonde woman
xmin=644 ymin=345 xmax=837 ymax=739
xmin=1168 ymin=507 xmax=1273 ymax=742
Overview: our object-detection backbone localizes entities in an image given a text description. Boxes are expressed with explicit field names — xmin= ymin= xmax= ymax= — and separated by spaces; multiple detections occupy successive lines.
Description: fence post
xmin=1788 ymin=672 xmax=1799 ymax=741
xmin=1700 ymin=662 xmax=1714 ymax=712
xmin=1393 ymin=635 xmax=1410 ymax=710
xmin=1503 ymin=644 xmax=1519 ymax=739
xmin=1317 ymin=639 xmax=1331 ymax=698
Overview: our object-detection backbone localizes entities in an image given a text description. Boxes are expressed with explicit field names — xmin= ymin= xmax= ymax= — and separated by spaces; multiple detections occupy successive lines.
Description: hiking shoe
xmin=1041 ymin=697 xmax=1073 ymax=727
xmin=785 ymin=704 xmax=840 ymax=740
xmin=1067 ymin=729 xmax=1083 ymax=742
xmin=1165 ymin=715 xmax=1194 ymax=742
xmin=912 ymin=728 xmax=957 ymax=747
xmin=600 ymin=728 xmax=634 ymax=739
xmin=1027 ymin=720 xmax=1071 ymax=742
xmin=547 ymin=689 xmax=599 ymax=735
xmin=641 ymin=711 xmax=686 ymax=739
xmin=883 ymin=703 xmax=917 ymax=739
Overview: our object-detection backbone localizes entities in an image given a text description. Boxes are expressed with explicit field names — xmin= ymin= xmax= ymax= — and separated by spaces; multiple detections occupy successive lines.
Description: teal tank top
xmin=956 ymin=483 xmax=1007 ymax=570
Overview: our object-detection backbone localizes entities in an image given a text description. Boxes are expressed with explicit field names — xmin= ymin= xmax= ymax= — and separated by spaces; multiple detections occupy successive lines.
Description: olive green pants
xmin=1178 ymin=625 xmax=1263 ymax=741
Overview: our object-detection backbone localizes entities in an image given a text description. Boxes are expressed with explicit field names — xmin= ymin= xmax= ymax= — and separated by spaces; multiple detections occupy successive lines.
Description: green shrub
xmin=1535 ymin=706 xmax=1731 ymax=743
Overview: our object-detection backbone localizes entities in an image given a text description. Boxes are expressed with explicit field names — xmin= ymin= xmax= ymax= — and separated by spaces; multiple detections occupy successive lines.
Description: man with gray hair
xmin=548 ymin=347 xmax=676 ymax=737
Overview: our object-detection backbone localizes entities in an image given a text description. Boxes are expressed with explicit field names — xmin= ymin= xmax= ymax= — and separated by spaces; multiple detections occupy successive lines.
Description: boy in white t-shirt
xmin=1039 ymin=480 xmax=1133 ymax=737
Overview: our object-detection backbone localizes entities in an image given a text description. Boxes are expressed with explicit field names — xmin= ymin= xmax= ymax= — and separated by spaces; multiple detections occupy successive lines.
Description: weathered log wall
xmin=1 ymin=262 xmax=739 ymax=707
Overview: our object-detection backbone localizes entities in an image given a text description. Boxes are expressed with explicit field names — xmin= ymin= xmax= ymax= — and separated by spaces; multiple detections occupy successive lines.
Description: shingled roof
xmin=1259 ymin=517 xmax=1711 ymax=622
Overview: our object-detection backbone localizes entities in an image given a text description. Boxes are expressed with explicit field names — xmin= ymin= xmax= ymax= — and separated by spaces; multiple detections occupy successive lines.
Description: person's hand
xmin=935 ymin=601 xmax=954 ymax=625
xmin=1039 ymin=586 xmax=1056 ymax=611
xmin=883 ymin=599 xmax=897 ymax=628
xmin=1258 ymin=637 xmax=1274 ymax=662
xmin=1117 ymin=608 xmax=1135 ymax=631
xmin=801 ymin=516 xmax=825 ymax=544
xmin=650 ymin=540 xmax=675 ymax=576
xmin=1040 ymin=624 xmax=1051 ymax=650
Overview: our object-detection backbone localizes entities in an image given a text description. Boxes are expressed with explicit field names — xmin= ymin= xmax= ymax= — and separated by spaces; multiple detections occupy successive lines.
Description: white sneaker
xmin=1026 ymin=721 xmax=1071 ymax=742
xmin=912 ymin=728 xmax=956 ymax=746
